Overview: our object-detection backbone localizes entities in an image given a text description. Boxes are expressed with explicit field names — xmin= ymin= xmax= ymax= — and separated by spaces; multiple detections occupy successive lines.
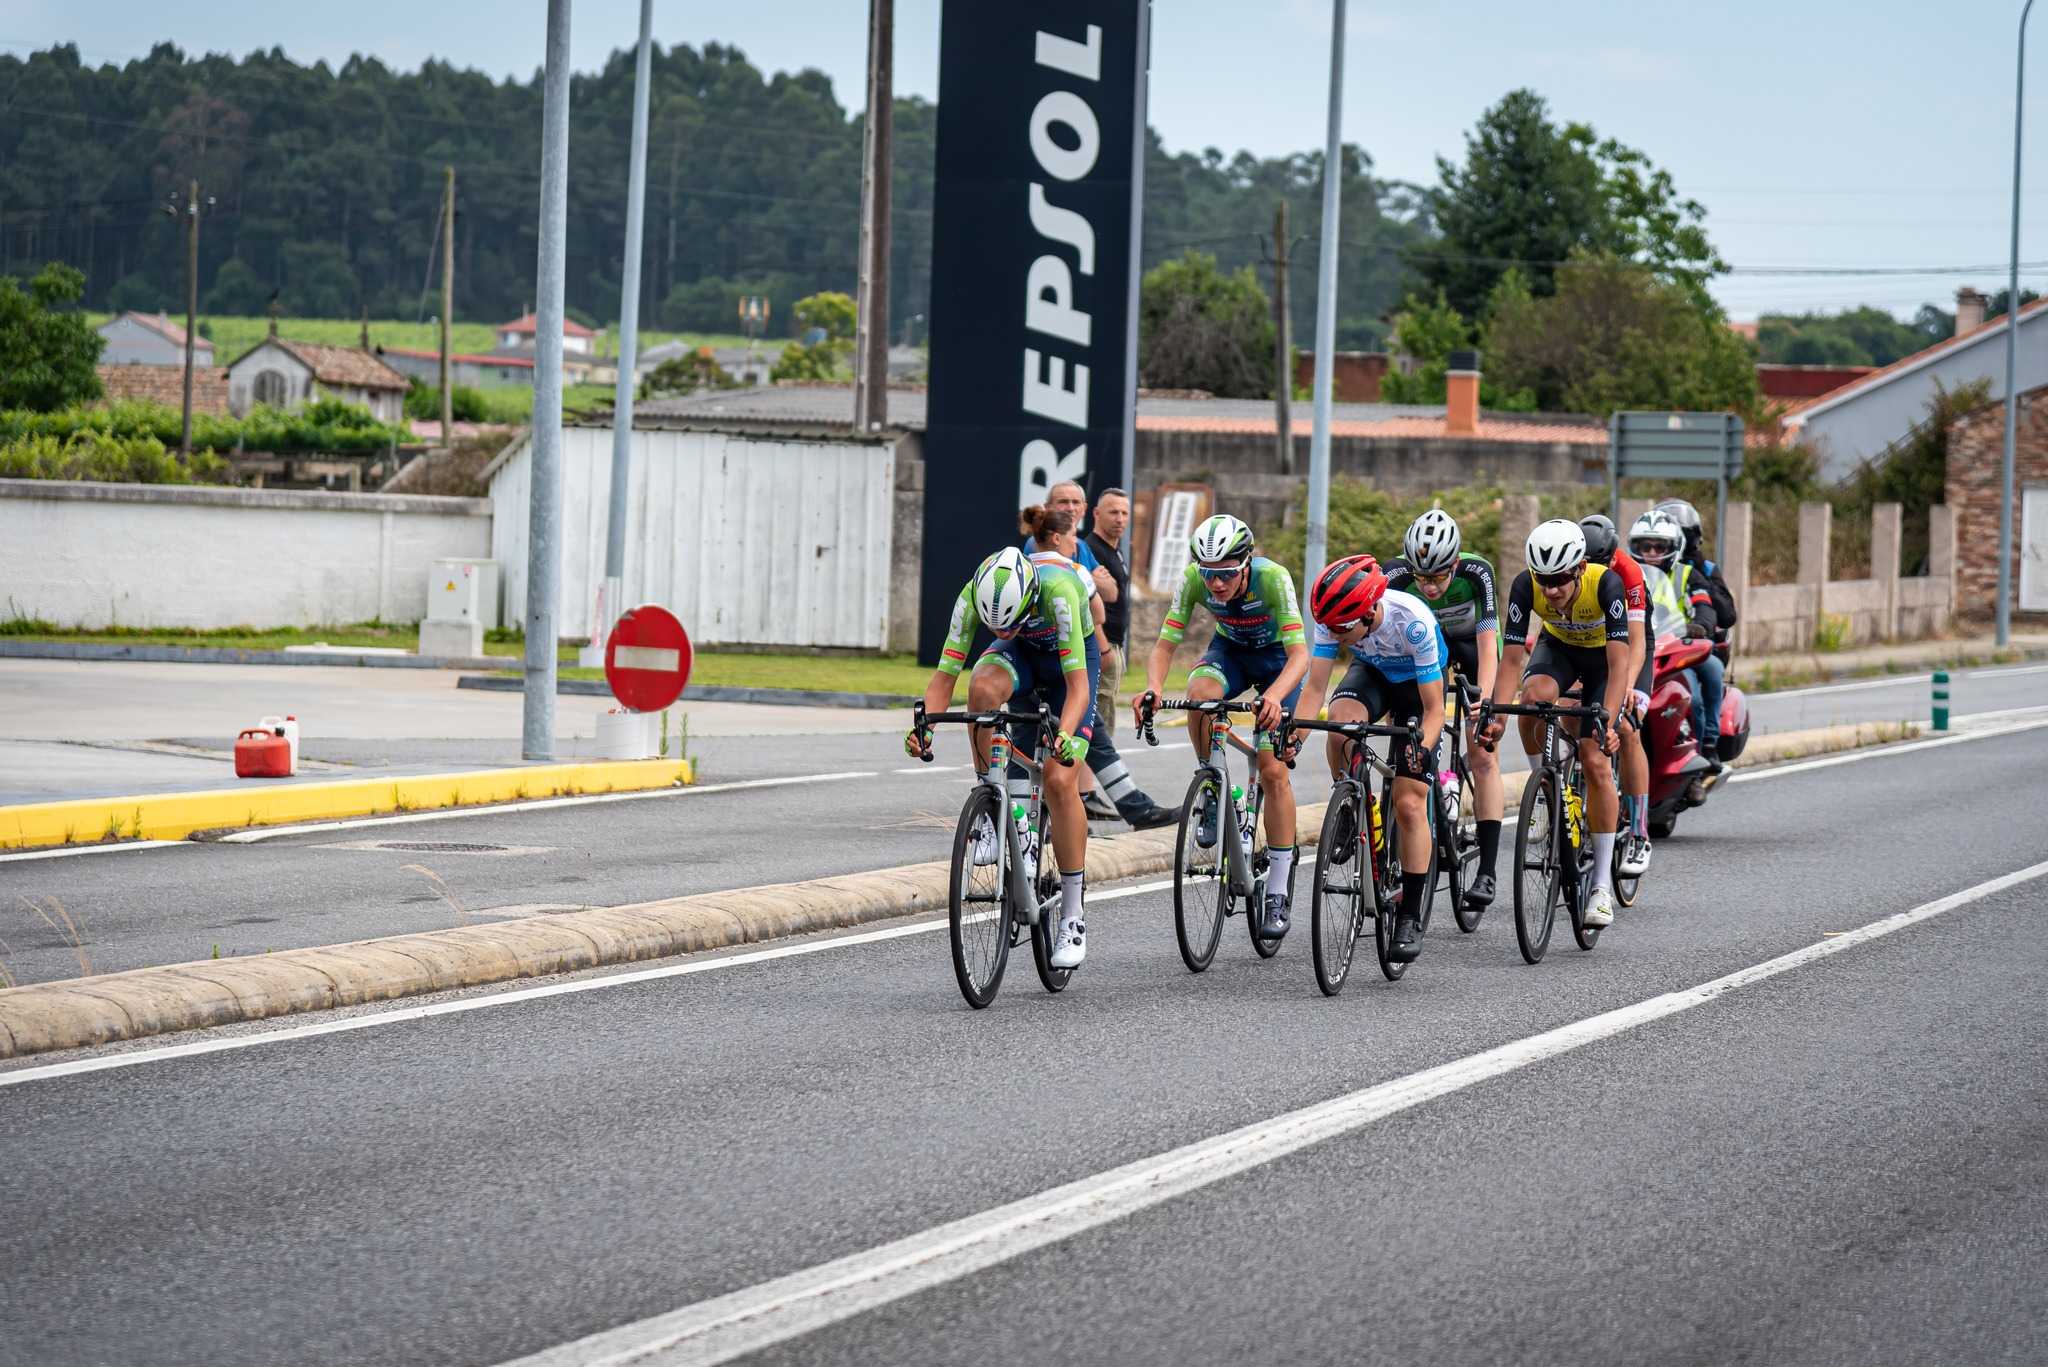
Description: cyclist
xmin=1298 ymin=553 xmax=1448 ymax=965
xmin=1652 ymin=499 xmax=1734 ymax=780
xmin=1384 ymin=508 xmax=1505 ymax=912
xmin=1135 ymin=513 xmax=1310 ymax=942
xmin=1579 ymin=514 xmax=1653 ymax=877
xmin=1631 ymin=509 xmax=1721 ymax=792
xmin=910 ymin=544 xmax=1097 ymax=970
xmin=1480 ymin=520 xmax=1629 ymax=930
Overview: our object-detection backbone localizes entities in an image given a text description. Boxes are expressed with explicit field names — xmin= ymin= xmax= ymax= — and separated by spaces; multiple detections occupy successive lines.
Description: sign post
xmin=1609 ymin=412 xmax=1745 ymax=550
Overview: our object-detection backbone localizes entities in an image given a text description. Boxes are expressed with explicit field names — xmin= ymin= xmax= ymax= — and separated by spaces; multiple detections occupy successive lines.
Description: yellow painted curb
xmin=0 ymin=719 xmax=1911 ymax=1059
xmin=0 ymin=758 xmax=694 ymax=851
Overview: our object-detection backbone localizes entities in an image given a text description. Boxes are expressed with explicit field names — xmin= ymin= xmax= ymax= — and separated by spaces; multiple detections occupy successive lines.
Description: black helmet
xmin=1578 ymin=514 xmax=1619 ymax=566
xmin=1655 ymin=499 xmax=1703 ymax=557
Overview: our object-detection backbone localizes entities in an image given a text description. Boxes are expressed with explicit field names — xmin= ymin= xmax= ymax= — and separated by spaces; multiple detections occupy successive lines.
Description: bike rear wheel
xmin=1310 ymin=782 xmax=1365 ymax=996
xmin=1568 ymin=782 xmax=1603 ymax=953
xmin=1173 ymin=768 xmax=1229 ymax=973
xmin=1612 ymin=832 xmax=1641 ymax=909
xmin=1372 ymin=774 xmax=1439 ymax=981
xmin=1445 ymin=757 xmax=1483 ymax=933
xmin=1030 ymin=861 xmax=1073 ymax=991
xmin=948 ymin=785 xmax=1011 ymax=1008
xmin=1513 ymin=769 xmax=1561 ymax=965
xmin=1245 ymin=787 xmax=1285 ymax=959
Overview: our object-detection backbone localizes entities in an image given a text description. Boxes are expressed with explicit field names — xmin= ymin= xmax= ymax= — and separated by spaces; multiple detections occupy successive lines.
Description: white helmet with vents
xmin=1525 ymin=519 xmax=1588 ymax=577
xmin=1188 ymin=513 xmax=1254 ymax=566
xmin=1403 ymin=509 xmax=1462 ymax=575
xmin=1629 ymin=510 xmax=1684 ymax=570
xmin=973 ymin=547 xmax=1040 ymax=632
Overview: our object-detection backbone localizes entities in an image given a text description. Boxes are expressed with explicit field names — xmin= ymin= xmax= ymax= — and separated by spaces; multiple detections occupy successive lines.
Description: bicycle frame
xmin=1142 ymin=696 xmax=1280 ymax=899
xmin=1481 ymin=698 xmax=1606 ymax=899
xmin=914 ymin=698 xmax=1062 ymax=925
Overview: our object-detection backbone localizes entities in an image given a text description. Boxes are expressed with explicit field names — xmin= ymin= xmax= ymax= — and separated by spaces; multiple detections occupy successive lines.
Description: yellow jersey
xmin=1507 ymin=562 xmax=1629 ymax=651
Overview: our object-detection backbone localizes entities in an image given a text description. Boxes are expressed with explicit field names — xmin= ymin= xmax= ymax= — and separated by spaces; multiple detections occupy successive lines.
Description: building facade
xmin=96 ymin=312 xmax=215 ymax=367
xmin=225 ymin=337 xmax=409 ymax=423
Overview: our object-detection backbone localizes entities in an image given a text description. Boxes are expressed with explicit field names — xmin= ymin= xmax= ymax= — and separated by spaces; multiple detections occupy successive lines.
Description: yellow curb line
xmin=0 ymin=721 xmax=1902 ymax=1060
xmin=0 ymin=758 xmax=694 ymax=852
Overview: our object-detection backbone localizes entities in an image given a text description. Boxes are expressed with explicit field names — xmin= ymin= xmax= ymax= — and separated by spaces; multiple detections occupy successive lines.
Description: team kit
xmin=906 ymin=486 xmax=1742 ymax=999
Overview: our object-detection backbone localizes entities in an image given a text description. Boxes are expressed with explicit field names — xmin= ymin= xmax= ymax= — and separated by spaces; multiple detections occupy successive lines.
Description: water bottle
xmin=1011 ymin=802 xmax=1038 ymax=883
xmin=1368 ymin=792 xmax=1385 ymax=857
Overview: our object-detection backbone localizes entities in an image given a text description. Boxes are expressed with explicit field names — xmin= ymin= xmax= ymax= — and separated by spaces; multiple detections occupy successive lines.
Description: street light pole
xmin=852 ymin=0 xmax=894 ymax=432
xmin=1304 ymin=0 xmax=1346 ymax=588
xmin=1999 ymin=0 xmax=2037 ymax=648
xmin=524 ymin=0 xmax=572 ymax=761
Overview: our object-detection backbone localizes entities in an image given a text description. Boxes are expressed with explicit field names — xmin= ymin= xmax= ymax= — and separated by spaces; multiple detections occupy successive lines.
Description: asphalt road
xmin=0 ymin=663 xmax=2040 ymax=986
xmin=2 ymin=723 xmax=2045 ymax=1366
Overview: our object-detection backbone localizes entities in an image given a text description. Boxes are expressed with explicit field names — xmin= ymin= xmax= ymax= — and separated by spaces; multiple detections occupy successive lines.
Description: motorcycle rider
xmin=1630 ymin=510 xmax=1720 ymax=797
xmin=1654 ymin=499 xmax=1737 ymax=786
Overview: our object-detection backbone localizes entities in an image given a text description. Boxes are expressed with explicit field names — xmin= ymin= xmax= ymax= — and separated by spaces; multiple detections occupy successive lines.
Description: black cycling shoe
xmin=1259 ymin=893 xmax=1292 ymax=941
xmin=1327 ymin=801 xmax=1358 ymax=865
xmin=1389 ymin=913 xmax=1425 ymax=963
xmin=1462 ymin=873 xmax=1496 ymax=910
xmin=1121 ymin=798 xmax=1178 ymax=831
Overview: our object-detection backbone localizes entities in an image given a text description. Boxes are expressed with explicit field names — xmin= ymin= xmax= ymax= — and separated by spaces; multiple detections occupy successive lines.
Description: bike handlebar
xmin=1282 ymin=716 xmax=1423 ymax=747
xmin=910 ymin=699 xmax=1074 ymax=765
xmin=1471 ymin=699 xmax=1607 ymax=753
xmin=1137 ymin=693 xmax=1293 ymax=766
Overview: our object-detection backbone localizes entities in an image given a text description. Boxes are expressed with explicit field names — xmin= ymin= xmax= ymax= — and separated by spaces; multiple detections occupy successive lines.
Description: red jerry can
xmin=234 ymin=727 xmax=293 ymax=778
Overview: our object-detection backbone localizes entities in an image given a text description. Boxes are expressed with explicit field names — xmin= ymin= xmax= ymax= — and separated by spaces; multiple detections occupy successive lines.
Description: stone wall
xmin=1948 ymin=389 xmax=2048 ymax=611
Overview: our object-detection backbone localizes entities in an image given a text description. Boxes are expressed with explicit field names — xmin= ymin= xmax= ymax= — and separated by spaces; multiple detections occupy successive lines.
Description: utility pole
xmin=590 ymin=0 xmax=654 ymax=669
xmin=180 ymin=180 xmax=200 ymax=459
xmin=1304 ymin=0 xmax=1347 ymax=588
xmin=1998 ymin=0 xmax=2037 ymax=648
xmin=852 ymin=0 xmax=894 ymax=432
xmin=524 ymin=0 xmax=572 ymax=761
xmin=440 ymin=165 xmax=455 ymax=440
xmin=1271 ymin=200 xmax=1294 ymax=475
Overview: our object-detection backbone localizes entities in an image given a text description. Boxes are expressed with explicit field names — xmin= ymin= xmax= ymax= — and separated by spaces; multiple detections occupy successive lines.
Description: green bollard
xmin=1932 ymin=669 xmax=1949 ymax=732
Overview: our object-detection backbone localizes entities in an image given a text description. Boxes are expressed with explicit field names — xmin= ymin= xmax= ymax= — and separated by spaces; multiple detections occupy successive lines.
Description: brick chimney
xmin=1956 ymin=287 xmax=1988 ymax=336
xmin=1445 ymin=349 xmax=1480 ymax=435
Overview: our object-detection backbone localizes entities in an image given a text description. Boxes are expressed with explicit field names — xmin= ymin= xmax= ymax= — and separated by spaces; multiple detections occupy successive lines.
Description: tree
xmin=1484 ymin=251 xmax=1759 ymax=418
xmin=203 ymin=258 xmax=271 ymax=315
xmin=0 ymin=262 xmax=105 ymax=411
xmin=1137 ymin=250 xmax=1276 ymax=397
xmin=769 ymin=290 xmax=856 ymax=381
xmin=793 ymin=290 xmax=856 ymax=342
xmin=1378 ymin=287 xmax=1535 ymax=410
xmin=1984 ymin=287 xmax=2040 ymax=322
xmin=1756 ymin=306 xmax=1940 ymax=368
xmin=1413 ymin=89 xmax=1724 ymax=319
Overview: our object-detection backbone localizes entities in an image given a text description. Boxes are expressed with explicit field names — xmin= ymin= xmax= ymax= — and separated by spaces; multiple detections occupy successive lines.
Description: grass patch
xmin=0 ymin=619 xmax=420 ymax=651
xmin=90 ymin=314 xmax=776 ymax=368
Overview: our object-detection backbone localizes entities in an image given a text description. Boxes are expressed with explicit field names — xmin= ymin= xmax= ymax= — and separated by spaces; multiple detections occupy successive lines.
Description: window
xmin=252 ymin=369 xmax=289 ymax=408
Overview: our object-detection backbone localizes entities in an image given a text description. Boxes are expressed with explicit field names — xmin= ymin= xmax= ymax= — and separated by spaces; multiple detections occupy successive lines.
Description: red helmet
xmin=1310 ymin=554 xmax=1387 ymax=628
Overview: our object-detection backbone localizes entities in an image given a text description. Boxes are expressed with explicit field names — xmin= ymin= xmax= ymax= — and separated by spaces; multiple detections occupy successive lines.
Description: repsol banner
xmin=918 ymin=0 xmax=1149 ymax=662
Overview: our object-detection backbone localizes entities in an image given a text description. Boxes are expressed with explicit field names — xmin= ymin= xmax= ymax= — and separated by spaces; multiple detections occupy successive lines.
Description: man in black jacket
xmin=1656 ymin=499 xmax=1735 ymax=771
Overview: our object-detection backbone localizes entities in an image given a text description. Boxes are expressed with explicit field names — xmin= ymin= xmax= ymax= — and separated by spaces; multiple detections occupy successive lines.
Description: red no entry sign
xmin=604 ymin=604 xmax=692 ymax=712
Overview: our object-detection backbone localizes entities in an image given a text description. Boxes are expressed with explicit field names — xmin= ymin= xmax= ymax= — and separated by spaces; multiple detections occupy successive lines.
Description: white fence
xmin=489 ymin=426 xmax=896 ymax=649
xmin=0 ymin=480 xmax=492 ymax=629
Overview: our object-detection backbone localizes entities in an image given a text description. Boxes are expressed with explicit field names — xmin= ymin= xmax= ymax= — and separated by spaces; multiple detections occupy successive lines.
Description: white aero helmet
xmin=1403 ymin=508 xmax=1462 ymax=575
xmin=973 ymin=546 xmax=1040 ymax=632
xmin=1525 ymin=519 xmax=1587 ymax=577
xmin=1629 ymin=509 xmax=1684 ymax=569
xmin=1188 ymin=513 xmax=1254 ymax=567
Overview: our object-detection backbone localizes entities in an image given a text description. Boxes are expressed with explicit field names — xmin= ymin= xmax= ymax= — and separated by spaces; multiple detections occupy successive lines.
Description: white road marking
xmin=0 ymin=839 xmax=197 ymax=864
xmin=1729 ymin=713 xmax=2048 ymax=784
xmin=212 ymin=771 xmax=877 ymax=843
xmin=1749 ymin=658 xmax=2046 ymax=701
xmin=498 ymin=858 xmax=2048 ymax=1367
xmin=1968 ymin=662 xmax=2048 ymax=679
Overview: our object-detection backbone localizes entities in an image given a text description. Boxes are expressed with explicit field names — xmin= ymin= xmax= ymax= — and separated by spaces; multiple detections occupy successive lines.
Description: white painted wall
xmin=490 ymin=426 xmax=895 ymax=648
xmin=0 ymin=481 xmax=491 ymax=629
xmin=96 ymin=315 xmax=213 ymax=367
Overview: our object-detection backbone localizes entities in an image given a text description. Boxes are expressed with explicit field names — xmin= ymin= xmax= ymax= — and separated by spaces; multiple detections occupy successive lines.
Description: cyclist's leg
xmin=1186 ymin=641 xmax=1240 ymax=769
xmin=1519 ymin=640 xmax=1569 ymax=716
xmin=965 ymin=645 xmax=1023 ymax=776
xmin=1038 ymin=641 xmax=1099 ymax=966
xmin=1248 ymin=644 xmax=1301 ymax=849
xmin=1381 ymin=674 xmax=1433 ymax=957
xmin=1565 ymin=645 xmax=1620 ymax=894
xmin=1450 ymin=637 xmax=1504 ymax=890
xmin=1621 ymin=650 xmax=1653 ymax=843
xmin=1324 ymin=657 xmax=1379 ymax=778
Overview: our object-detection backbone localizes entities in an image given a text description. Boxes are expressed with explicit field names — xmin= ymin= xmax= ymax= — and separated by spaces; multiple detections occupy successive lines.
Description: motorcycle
xmin=1638 ymin=565 xmax=1750 ymax=839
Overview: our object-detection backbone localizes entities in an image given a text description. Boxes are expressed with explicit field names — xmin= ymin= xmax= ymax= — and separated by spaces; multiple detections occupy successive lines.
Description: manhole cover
xmin=313 ymin=840 xmax=552 ymax=857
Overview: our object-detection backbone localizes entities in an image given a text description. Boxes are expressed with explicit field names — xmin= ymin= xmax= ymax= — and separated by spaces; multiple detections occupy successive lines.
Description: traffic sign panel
xmin=604 ymin=604 xmax=692 ymax=712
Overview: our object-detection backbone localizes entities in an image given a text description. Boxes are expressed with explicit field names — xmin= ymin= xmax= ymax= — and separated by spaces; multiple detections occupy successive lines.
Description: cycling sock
xmin=1266 ymin=845 xmax=1295 ymax=891
xmin=1592 ymin=833 xmax=1616 ymax=891
xmin=1631 ymin=797 xmax=1648 ymax=837
xmin=1477 ymin=819 xmax=1502 ymax=877
xmin=1400 ymin=869 xmax=1427 ymax=917
xmin=1060 ymin=869 xmax=1085 ymax=922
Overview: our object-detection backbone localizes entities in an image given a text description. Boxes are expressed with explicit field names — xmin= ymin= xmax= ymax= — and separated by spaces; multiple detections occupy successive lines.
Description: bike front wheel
xmin=1310 ymin=783 xmax=1366 ymax=996
xmin=1173 ymin=768 xmax=1229 ymax=973
xmin=1513 ymin=769 xmax=1561 ymax=965
xmin=948 ymin=784 xmax=1012 ymax=1008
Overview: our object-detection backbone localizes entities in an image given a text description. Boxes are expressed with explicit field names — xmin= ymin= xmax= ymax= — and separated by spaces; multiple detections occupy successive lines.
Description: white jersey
xmin=1028 ymin=549 xmax=1097 ymax=599
xmin=1311 ymin=588 xmax=1446 ymax=684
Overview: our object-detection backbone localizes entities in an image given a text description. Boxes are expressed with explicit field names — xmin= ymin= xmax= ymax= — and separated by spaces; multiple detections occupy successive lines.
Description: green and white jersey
xmin=1383 ymin=552 xmax=1498 ymax=641
xmin=937 ymin=557 xmax=1092 ymax=676
xmin=1158 ymin=555 xmax=1306 ymax=649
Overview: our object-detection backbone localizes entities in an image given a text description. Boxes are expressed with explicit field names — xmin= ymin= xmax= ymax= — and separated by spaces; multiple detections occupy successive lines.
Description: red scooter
xmin=1638 ymin=571 xmax=1750 ymax=839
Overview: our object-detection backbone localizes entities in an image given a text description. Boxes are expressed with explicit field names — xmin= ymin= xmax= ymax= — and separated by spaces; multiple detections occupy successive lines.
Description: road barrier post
xmin=1932 ymin=669 xmax=1950 ymax=732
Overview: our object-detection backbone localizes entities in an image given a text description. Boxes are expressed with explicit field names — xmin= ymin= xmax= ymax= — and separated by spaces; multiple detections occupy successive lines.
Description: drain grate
xmin=379 ymin=841 xmax=510 ymax=853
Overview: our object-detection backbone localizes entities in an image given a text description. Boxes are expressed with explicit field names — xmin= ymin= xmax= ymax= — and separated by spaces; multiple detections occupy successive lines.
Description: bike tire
xmin=1246 ymin=787 xmax=1284 ymax=959
xmin=1371 ymin=773 xmax=1436 ymax=981
xmin=1446 ymin=753 xmax=1483 ymax=933
xmin=1513 ymin=769 xmax=1560 ymax=965
xmin=1310 ymin=783 xmax=1365 ymax=997
xmin=947 ymin=785 xmax=1011 ymax=1008
xmin=1030 ymin=860 xmax=1074 ymax=991
xmin=1568 ymin=784 xmax=1603 ymax=953
xmin=1172 ymin=768 xmax=1229 ymax=973
xmin=1612 ymin=838 xmax=1641 ymax=909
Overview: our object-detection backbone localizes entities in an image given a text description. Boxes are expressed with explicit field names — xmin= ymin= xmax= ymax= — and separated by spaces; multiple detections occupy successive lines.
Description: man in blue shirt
xmin=1024 ymin=481 xmax=1172 ymax=829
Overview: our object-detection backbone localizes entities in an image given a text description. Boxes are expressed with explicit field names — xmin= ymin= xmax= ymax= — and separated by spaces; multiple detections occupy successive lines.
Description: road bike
xmin=1436 ymin=667 xmax=1485 ymax=933
xmin=912 ymin=698 xmax=1075 ymax=1008
xmin=1478 ymin=699 xmax=1609 ymax=965
xmin=1139 ymin=695 xmax=1297 ymax=973
xmin=1285 ymin=715 xmax=1435 ymax=996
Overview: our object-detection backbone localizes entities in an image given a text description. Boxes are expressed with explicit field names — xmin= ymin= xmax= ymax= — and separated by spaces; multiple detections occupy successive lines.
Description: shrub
xmin=404 ymin=380 xmax=490 ymax=422
xmin=0 ymin=399 xmax=404 ymax=457
xmin=0 ymin=431 xmax=230 ymax=484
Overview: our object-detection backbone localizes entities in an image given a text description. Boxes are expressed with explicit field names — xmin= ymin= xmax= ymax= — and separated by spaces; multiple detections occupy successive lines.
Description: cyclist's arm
xmin=920 ymin=582 xmax=981 ymax=720
xmin=1269 ymin=640 xmax=1312 ymax=716
xmin=1048 ymin=578 xmax=1095 ymax=741
xmin=1416 ymin=674 xmax=1446 ymax=758
xmin=1262 ymin=563 xmax=1311 ymax=708
xmin=1492 ymin=572 xmax=1536 ymax=707
xmin=1469 ymin=558 xmax=1501 ymax=705
xmin=1145 ymin=565 xmax=1203 ymax=696
xmin=1299 ymin=620 xmax=1343 ymax=719
xmin=1597 ymin=571 xmax=1632 ymax=725
xmin=1474 ymin=626 xmax=1499 ymax=703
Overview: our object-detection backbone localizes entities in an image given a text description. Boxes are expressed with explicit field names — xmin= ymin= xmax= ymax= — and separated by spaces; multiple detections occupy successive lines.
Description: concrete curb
xmin=455 ymin=673 xmax=914 ymax=710
xmin=0 ymin=719 xmax=1918 ymax=1059
xmin=0 ymin=758 xmax=693 ymax=851
xmin=0 ymin=640 xmax=503 ymax=671
xmin=1735 ymin=637 xmax=2048 ymax=693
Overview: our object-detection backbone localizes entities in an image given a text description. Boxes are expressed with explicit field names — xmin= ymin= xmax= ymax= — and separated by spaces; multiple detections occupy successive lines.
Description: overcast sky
xmin=8 ymin=0 xmax=2045 ymax=320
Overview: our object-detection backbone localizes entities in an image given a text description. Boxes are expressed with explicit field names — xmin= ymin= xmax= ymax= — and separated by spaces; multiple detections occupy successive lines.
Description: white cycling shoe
xmin=1619 ymin=833 xmax=1652 ymax=877
xmin=1050 ymin=916 xmax=1087 ymax=969
xmin=1583 ymin=886 xmax=1615 ymax=929
xmin=970 ymin=813 xmax=1000 ymax=867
